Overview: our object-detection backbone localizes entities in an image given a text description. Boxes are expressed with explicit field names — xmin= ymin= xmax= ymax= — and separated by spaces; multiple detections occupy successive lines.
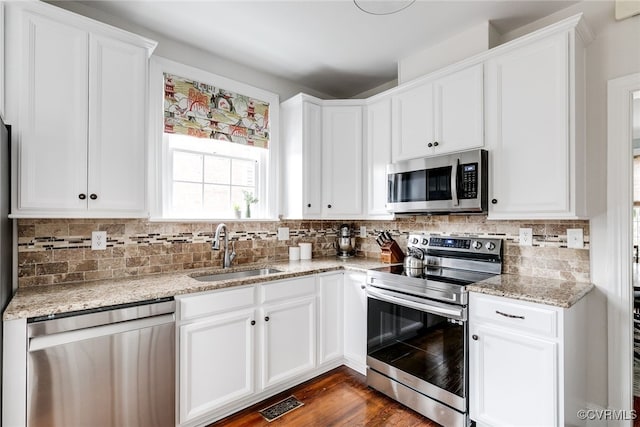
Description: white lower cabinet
xmin=343 ymin=272 xmax=367 ymax=373
xmin=317 ymin=273 xmax=344 ymax=365
xmin=261 ymin=295 xmax=316 ymax=389
xmin=469 ymin=292 xmax=588 ymax=427
xmin=179 ymin=308 xmax=256 ymax=423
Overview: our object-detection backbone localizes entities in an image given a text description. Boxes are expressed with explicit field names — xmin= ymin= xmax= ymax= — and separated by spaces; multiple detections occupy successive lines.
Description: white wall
xmin=44 ymin=1 xmax=333 ymax=101
xmin=398 ymin=21 xmax=499 ymax=84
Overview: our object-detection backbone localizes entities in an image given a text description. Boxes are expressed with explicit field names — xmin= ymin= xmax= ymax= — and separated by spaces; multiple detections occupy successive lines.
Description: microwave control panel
xmin=459 ymin=163 xmax=478 ymax=199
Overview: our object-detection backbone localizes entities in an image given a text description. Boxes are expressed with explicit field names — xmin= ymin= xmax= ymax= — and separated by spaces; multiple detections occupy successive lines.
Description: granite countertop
xmin=3 ymin=257 xmax=386 ymax=321
xmin=467 ymin=274 xmax=594 ymax=308
xmin=4 ymin=258 xmax=594 ymax=320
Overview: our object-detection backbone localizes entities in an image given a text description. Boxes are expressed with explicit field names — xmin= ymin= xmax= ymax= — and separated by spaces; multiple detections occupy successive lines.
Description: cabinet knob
xmin=78 ymin=194 xmax=86 ymax=200
xmin=264 ymin=316 xmax=270 ymax=322
xmin=491 ymin=199 xmax=498 ymax=204
xmin=327 ymin=204 xmax=332 ymax=209
xmin=472 ymin=334 xmax=479 ymax=341
xmin=250 ymin=320 xmax=256 ymax=326
xmin=89 ymin=194 xmax=98 ymax=200
xmin=433 ymin=141 xmax=439 ymax=147
xmin=361 ymin=285 xmax=366 ymax=289
xmin=427 ymin=142 xmax=433 ymax=148
xmin=307 ymin=203 xmax=311 ymax=208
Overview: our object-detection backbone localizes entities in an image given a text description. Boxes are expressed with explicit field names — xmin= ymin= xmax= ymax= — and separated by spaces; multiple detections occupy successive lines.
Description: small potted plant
xmin=242 ymin=190 xmax=258 ymax=219
xmin=232 ymin=203 xmax=241 ymax=219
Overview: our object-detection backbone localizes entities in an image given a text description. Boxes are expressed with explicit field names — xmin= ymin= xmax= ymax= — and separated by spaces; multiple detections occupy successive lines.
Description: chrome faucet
xmin=212 ymin=223 xmax=236 ymax=268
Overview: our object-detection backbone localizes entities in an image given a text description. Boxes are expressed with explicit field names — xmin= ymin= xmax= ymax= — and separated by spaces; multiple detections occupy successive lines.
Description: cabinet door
xmin=366 ymin=98 xmax=392 ymax=217
xmin=261 ymin=296 xmax=316 ymax=389
xmin=391 ymin=81 xmax=434 ymax=162
xmin=486 ymin=33 xmax=570 ymax=218
xmin=17 ymin=11 xmax=88 ymax=211
xmin=179 ymin=309 xmax=255 ymax=423
xmin=434 ymin=63 xmax=484 ymax=154
xmin=470 ymin=323 xmax=558 ymax=427
xmin=88 ymin=35 xmax=147 ymax=215
xmin=318 ymin=273 xmax=343 ymax=365
xmin=322 ymin=105 xmax=363 ymax=216
xmin=343 ymin=272 xmax=367 ymax=374
xmin=303 ymin=101 xmax=323 ymax=217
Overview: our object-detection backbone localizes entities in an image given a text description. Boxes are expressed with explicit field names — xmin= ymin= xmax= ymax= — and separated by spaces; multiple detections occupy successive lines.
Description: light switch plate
xmin=566 ymin=228 xmax=584 ymax=249
xmin=519 ymin=228 xmax=533 ymax=246
xmin=91 ymin=231 xmax=107 ymax=250
xmin=360 ymin=226 xmax=367 ymax=238
xmin=277 ymin=227 xmax=289 ymax=241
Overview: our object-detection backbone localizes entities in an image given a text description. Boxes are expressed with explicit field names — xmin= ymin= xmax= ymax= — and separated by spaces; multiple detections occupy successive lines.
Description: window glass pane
xmin=204 ymin=156 xmax=231 ymax=184
xmin=231 ymin=159 xmax=255 ymax=187
xmin=173 ymin=152 xmax=203 ymax=182
xmin=173 ymin=182 xmax=202 ymax=211
xmin=204 ymin=184 xmax=231 ymax=212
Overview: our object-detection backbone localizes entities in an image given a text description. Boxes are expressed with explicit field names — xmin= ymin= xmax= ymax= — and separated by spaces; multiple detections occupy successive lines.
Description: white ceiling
xmin=70 ymin=0 xmax=578 ymax=98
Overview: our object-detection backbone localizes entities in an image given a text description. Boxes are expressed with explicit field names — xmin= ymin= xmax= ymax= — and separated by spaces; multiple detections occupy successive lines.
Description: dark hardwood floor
xmin=209 ymin=366 xmax=441 ymax=426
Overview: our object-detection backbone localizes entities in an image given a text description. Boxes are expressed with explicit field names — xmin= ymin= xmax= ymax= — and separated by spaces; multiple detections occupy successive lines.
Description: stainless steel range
xmin=366 ymin=234 xmax=502 ymax=427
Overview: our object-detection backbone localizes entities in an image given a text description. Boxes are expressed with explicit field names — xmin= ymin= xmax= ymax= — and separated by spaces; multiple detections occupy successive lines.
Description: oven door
xmin=366 ymin=286 xmax=467 ymax=412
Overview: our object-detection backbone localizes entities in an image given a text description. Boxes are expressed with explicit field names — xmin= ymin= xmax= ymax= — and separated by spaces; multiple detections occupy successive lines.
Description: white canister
xmin=289 ymin=246 xmax=301 ymax=261
xmin=299 ymin=242 xmax=312 ymax=260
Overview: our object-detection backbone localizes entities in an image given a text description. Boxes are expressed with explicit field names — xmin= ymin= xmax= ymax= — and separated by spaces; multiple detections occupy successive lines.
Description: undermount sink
xmin=192 ymin=268 xmax=283 ymax=282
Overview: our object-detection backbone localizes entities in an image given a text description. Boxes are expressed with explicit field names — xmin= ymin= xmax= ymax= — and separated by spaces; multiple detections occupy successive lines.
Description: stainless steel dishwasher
xmin=26 ymin=298 xmax=176 ymax=427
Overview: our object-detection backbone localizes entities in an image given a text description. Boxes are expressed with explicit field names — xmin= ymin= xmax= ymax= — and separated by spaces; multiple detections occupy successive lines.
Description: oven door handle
xmin=366 ymin=287 xmax=465 ymax=321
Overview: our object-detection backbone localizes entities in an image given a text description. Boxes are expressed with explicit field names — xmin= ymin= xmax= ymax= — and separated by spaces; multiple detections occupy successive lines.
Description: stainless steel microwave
xmin=386 ymin=149 xmax=488 ymax=214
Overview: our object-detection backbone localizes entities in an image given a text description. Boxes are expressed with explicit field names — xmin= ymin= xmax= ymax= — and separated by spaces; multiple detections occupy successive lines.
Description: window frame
xmin=148 ymin=56 xmax=280 ymax=221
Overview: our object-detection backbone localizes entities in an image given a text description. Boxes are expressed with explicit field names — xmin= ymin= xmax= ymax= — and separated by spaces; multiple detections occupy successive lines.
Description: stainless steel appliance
xmin=366 ymin=234 xmax=502 ymax=427
xmin=27 ymin=298 xmax=176 ymax=427
xmin=0 ymin=117 xmax=12 ymax=410
xmin=386 ymin=149 xmax=488 ymax=214
xmin=336 ymin=223 xmax=355 ymax=258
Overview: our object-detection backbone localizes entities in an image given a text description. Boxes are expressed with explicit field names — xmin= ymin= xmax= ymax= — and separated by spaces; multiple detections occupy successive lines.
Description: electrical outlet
xmin=91 ymin=231 xmax=107 ymax=250
xmin=566 ymin=228 xmax=584 ymax=249
xmin=360 ymin=226 xmax=367 ymax=238
xmin=277 ymin=227 xmax=289 ymax=241
xmin=519 ymin=228 xmax=533 ymax=246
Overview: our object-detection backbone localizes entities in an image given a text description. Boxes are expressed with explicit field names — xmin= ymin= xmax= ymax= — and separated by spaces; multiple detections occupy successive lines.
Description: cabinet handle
xmin=495 ymin=310 xmax=525 ymax=320
xmin=327 ymin=204 xmax=332 ymax=209
xmin=307 ymin=203 xmax=311 ymax=208
xmin=250 ymin=320 xmax=256 ymax=326
xmin=264 ymin=316 xmax=270 ymax=322
xmin=78 ymin=194 xmax=86 ymax=200
xmin=89 ymin=194 xmax=98 ymax=200
xmin=433 ymin=141 xmax=439 ymax=147
xmin=472 ymin=334 xmax=479 ymax=341
xmin=491 ymin=199 xmax=498 ymax=204
xmin=427 ymin=142 xmax=433 ymax=148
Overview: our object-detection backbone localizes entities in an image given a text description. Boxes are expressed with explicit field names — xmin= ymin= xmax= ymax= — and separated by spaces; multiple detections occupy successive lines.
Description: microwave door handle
xmin=451 ymin=159 xmax=459 ymax=206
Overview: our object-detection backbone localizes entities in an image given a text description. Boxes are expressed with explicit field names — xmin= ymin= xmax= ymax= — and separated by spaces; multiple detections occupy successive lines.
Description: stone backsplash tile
xmin=16 ymin=217 xmax=590 ymax=287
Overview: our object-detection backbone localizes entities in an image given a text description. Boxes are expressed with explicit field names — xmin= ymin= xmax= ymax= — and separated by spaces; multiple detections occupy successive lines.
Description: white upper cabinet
xmin=392 ymin=63 xmax=484 ymax=162
xmin=365 ymin=96 xmax=393 ymax=218
xmin=322 ymin=104 xmax=363 ymax=217
xmin=280 ymin=95 xmax=363 ymax=219
xmin=485 ymin=15 xmax=591 ymax=219
xmin=6 ymin=2 xmax=156 ymax=218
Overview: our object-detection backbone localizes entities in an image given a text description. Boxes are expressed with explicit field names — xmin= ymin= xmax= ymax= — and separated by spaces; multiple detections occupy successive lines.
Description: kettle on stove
xmin=404 ymin=248 xmax=424 ymax=277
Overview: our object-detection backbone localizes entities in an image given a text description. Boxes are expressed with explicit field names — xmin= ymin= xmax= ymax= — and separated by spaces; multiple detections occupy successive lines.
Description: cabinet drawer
xmin=260 ymin=276 xmax=316 ymax=304
xmin=178 ymin=285 xmax=255 ymax=321
xmin=471 ymin=293 xmax=558 ymax=338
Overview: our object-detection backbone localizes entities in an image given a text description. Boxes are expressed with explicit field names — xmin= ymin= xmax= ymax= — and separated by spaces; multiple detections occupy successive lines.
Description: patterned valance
xmin=163 ymin=73 xmax=270 ymax=148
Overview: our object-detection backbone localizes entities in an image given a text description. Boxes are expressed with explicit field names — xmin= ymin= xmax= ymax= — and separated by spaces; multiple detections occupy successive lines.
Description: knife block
xmin=380 ymin=241 xmax=405 ymax=264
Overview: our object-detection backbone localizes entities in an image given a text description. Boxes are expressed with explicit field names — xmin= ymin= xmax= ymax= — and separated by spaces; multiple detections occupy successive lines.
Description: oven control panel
xmin=408 ymin=234 xmax=502 ymax=256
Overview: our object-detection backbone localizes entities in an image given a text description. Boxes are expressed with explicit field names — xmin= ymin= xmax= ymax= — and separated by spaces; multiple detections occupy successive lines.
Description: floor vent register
xmin=258 ymin=396 xmax=304 ymax=422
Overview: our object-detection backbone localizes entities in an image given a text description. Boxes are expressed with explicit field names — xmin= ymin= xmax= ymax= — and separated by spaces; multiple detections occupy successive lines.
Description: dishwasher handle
xmin=29 ymin=313 xmax=175 ymax=352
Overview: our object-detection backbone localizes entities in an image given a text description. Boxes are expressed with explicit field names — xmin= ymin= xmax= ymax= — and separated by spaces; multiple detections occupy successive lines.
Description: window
xmin=149 ymin=57 xmax=279 ymax=220
xmin=165 ymin=134 xmax=266 ymax=218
